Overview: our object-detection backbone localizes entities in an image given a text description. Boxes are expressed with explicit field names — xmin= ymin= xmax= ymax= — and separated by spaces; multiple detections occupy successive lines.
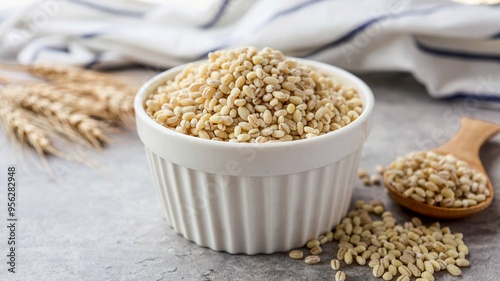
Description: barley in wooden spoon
xmin=384 ymin=117 xmax=500 ymax=219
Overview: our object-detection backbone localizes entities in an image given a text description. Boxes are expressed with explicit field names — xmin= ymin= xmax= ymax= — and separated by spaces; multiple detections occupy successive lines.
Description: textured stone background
xmin=1 ymin=72 xmax=499 ymax=281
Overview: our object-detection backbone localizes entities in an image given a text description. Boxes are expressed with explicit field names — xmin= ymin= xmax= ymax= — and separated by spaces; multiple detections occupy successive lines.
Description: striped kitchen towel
xmin=0 ymin=0 xmax=499 ymax=101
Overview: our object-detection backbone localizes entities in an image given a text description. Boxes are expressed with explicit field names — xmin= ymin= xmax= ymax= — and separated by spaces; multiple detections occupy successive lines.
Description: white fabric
xmin=1 ymin=0 xmax=500 ymax=100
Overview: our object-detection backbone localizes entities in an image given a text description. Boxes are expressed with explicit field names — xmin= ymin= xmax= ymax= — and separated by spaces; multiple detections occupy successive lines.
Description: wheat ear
xmin=27 ymin=63 xmax=136 ymax=92
xmin=2 ymin=86 xmax=111 ymax=149
xmin=24 ymin=83 xmax=115 ymax=121
xmin=0 ymin=102 xmax=61 ymax=158
xmin=51 ymin=81 xmax=135 ymax=124
xmin=26 ymin=64 xmax=136 ymax=123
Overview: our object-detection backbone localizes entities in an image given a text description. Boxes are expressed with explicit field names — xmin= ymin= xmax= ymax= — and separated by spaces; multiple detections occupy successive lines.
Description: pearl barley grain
xmin=456 ymin=258 xmax=470 ymax=267
xmin=305 ymin=255 xmax=321 ymax=265
xmin=310 ymin=246 xmax=322 ymax=255
xmin=397 ymin=276 xmax=410 ymax=281
xmin=376 ymin=165 xmax=385 ymax=174
xmin=307 ymin=239 xmax=320 ymax=249
xmin=382 ymin=272 xmax=393 ymax=281
xmin=344 ymin=251 xmax=353 ymax=265
xmin=373 ymin=264 xmax=385 ymax=277
xmin=289 ymin=250 xmax=303 ymax=260
xmin=335 ymin=271 xmax=346 ymax=281
xmin=331 ymin=259 xmax=341 ymax=270
xmin=371 ymin=175 xmax=381 ymax=185
xmin=358 ymin=169 xmax=369 ymax=178
xmin=447 ymin=264 xmax=462 ymax=276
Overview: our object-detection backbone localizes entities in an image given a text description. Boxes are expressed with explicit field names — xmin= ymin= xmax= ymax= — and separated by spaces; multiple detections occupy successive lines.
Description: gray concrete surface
xmin=1 ymin=72 xmax=499 ymax=281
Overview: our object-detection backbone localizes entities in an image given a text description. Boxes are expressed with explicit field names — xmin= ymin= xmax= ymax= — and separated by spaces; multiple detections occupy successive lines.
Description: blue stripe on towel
xmin=305 ymin=4 xmax=454 ymax=57
xmin=197 ymin=0 xmax=325 ymax=58
xmin=84 ymin=53 xmax=102 ymax=69
xmin=490 ymin=32 xmax=500 ymax=39
xmin=67 ymin=0 xmax=144 ymax=18
xmin=251 ymin=0 xmax=325 ymax=32
xmin=81 ymin=32 xmax=105 ymax=39
xmin=416 ymin=40 xmax=500 ymax=62
xmin=446 ymin=93 xmax=500 ymax=103
xmin=30 ymin=46 xmax=69 ymax=63
xmin=80 ymin=0 xmax=233 ymax=39
xmin=201 ymin=0 xmax=232 ymax=29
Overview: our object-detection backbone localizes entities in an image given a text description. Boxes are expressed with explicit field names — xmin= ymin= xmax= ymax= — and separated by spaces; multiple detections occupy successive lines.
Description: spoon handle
xmin=433 ymin=117 xmax=500 ymax=172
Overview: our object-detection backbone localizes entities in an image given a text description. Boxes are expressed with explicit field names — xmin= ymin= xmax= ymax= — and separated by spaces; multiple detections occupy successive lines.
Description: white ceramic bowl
xmin=135 ymin=58 xmax=374 ymax=254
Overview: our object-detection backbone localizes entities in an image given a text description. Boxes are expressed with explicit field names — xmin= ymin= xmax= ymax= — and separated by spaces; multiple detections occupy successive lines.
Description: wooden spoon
xmin=385 ymin=117 xmax=500 ymax=219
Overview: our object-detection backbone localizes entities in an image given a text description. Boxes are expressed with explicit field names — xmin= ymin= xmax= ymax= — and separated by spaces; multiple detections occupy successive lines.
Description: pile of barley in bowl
xmin=145 ymin=47 xmax=363 ymax=143
xmin=385 ymin=151 xmax=491 ymax=208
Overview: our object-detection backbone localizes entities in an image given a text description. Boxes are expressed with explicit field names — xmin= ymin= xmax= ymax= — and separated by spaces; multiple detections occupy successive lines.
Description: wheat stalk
xmin=27 ymin=63 xmax=135 ymax=91
xmin=27 ymin=64 xmax=136 ymax=123
xmin=2 ymin=86 xmax=111 ymax=149
xmin=50 ymin=81 xmax=135 ymax=124
xmin=0 ymin=102 xmax=61 ymax=157
xmin=24 ymin=83 xmax=115 ymax=121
